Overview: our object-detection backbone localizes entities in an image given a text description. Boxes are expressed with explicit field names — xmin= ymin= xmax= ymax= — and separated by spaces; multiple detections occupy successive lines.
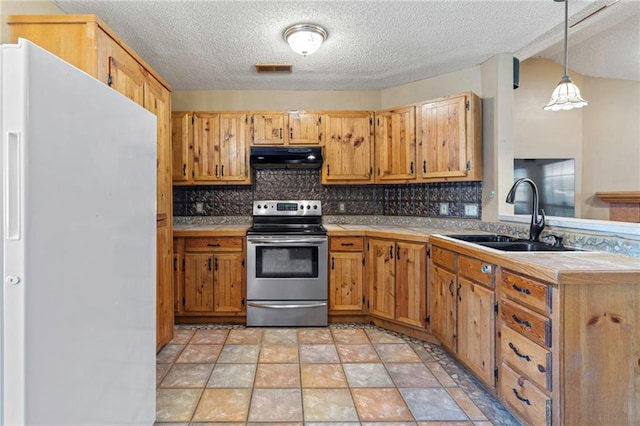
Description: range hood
xmin=250 ymin=146 xmax=323 ymax=169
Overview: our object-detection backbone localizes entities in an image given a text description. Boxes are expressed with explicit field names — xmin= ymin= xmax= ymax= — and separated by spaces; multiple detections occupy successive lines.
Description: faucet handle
xmin=538 ymin=208 xmax=546 ymax=226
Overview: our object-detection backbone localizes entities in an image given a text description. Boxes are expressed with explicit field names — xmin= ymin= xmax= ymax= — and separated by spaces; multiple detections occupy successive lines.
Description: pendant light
xmin=543 ymin=0 xmax=588 ymax=111
xmin=284 ymin=24 xmax=327 ymax=56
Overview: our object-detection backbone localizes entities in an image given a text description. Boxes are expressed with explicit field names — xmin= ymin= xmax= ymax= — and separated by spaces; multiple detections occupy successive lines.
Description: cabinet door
xmin=219 ymin=113 xmax=250 ymax=183
xmin=367 ymin=239 xmax=395 ymax=320
xmin=252 ymin=113 xmax=286 ymax=145
xmin=457 ymin=277 xmax=495 ymax=387
xmin=172 ymin=112 xmax=192 ymax=182
xmin=192 ymin=113 xmax=220 ymax=181
xmin=395 ymin=241 xmax=426 ymax=328
xmin=288 ymin=112 xmax=321 ymax=145
xmin=375 ymin=107 xmax=416 ymax=182
xmin=173 ymin=239 xmax=184 ymax=315
xmin=417 ymin=95 xmax=468 ymax=179
xmin=212 ymin=252 xmax=245 ymax=313
xmin=156 ymin=222 xmax=174 ymax=349
xmin=429 ymin=264 xmax=456 ymax=351
xmin=329 ymin=251 xmax=364 ymax=312
xmin=322 ymin=112 xmax=374 ymax=184
xmin=107 ymin=55 xmax=145 ymax=104
xmin=184 ymin=253 xmax=215 ymax=312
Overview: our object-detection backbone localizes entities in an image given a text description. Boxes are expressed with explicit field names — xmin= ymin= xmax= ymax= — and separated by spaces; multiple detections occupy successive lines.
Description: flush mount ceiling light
xmin=283 ymin=24 xmax=327 ymax=56
xmin=544 ymin=0 xmax=588 ymax=111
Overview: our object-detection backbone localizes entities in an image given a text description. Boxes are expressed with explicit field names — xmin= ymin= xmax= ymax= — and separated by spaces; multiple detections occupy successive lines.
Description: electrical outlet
xmin=338 ymin=202 xmax=346 ymax=213
xmin=439 ymin=203 xmax=449 ymax=215
xmin=195 ymin=202 xmax=204 ymax=213
xmin=464 ymin=204 xmax=479 ymax=217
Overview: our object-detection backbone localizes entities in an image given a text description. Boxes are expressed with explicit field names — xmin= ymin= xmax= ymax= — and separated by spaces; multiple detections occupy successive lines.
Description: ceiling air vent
xmin=255 ymin=64 xmax=293 ymax=73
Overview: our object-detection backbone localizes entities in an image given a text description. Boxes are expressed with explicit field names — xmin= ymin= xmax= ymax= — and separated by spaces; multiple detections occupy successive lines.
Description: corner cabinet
xmin=375 ymin=106 xmax=416 ymax=183
xmin=367 ymin=238 xmax=427 ymax=329
xmin=9 ymin=14 xmax=175 ymax=351
xmin=416 ymin=92 xmax=482 ymax=182
xmin=322 ymin=112 xmax=375 ymax=184
xmin=428 ymin=244 xmax=496 ymax=388
xmin=171 ymin=111 xmax=251 ymax=185
xmin=174 ymin=237 xmax=246 ymax=319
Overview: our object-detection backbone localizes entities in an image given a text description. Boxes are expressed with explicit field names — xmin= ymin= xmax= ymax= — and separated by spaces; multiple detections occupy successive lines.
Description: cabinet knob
xmin=481 ymin=264 xmax=491 ymax=273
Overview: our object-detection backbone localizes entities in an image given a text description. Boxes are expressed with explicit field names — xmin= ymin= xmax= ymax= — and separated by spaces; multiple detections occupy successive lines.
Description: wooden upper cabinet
xmin=416 ymin=92 xmax=482 ymax=182
xmin=108 ymin=55 xmax=145 ymax=104
xmin=375 ymin=106 xmax=416 ymax=183
xmin=193 ymin=113 xmax=221 ymax=181
xmin=322 ymin=112 xmax=374 ymax=184
xmin=288 ymin=112 xmax=322 ymax=145
xmin=251 ymin=113 xmax=286 ymax=145
xmin=172 ymin=112 xmax=192 ymax=183
xmin=219 ymin=113 xmax=250 ymax=182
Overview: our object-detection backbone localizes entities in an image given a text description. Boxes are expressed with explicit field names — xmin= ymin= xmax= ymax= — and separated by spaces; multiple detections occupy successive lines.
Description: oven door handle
xmin=247 ymin=237 xmax=327 ymax=245
xmin=247 ymin=302 xmax=327 ymax=309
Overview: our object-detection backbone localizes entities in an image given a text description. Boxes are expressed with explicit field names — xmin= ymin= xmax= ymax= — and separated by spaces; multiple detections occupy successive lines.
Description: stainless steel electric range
xmin=246 ymin=200 xmax=328 ymax=327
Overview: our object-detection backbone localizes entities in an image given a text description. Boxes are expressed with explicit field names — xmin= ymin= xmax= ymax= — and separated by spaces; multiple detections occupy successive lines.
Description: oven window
xmin=256 ymin=246 xmax=318 ymax=278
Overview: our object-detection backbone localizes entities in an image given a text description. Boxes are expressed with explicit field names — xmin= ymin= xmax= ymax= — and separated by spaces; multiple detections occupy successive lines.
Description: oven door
xmin=246 ymin=235 xmax=328 ymax=301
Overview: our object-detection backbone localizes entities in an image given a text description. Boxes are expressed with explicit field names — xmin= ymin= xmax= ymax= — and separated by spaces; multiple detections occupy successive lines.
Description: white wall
xmin=513 ymin=57 xmax=640 ymax=220
xmin=1 ymin=0 xmax=63 ymax=43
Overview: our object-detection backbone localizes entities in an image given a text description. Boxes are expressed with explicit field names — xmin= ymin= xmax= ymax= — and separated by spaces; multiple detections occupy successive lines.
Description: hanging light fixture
xmin=283 ymin=24 xmax=327 ymax=56
xmin=544 ymin=0 xmax=588 ymax=111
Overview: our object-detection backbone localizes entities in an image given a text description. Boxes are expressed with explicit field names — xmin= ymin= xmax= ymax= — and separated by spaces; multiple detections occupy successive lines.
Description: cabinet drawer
xmin=330 ymin=237 xmax=364 ymax=251
xmin=500 ymin=362 xmax=551 ymax=426
xmin=501 ymin=299 xmax=551 ymax=348
xmin=185 ymin=237 xmax=243 ymax=252
xmin=431 ymin=246 xmax=455 ymax=270
xmin=501 ymin=270 xmax=551 ymax=314
xmin=458 ymin=255 xmax=494 ymax=288
xmin=501 ymin=326 xmax=552 ymax=391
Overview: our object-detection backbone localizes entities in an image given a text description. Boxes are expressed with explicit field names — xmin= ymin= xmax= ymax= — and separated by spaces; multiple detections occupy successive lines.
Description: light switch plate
xmin=195 ymin=202 xmax=204 ymax=213
xmin=338 ymin=202 xmax=346 ymax=213
xmin=439 ymin=203 xmax=449 ymax=215
xmin=464 ymin=204 xmax=479 ymax=217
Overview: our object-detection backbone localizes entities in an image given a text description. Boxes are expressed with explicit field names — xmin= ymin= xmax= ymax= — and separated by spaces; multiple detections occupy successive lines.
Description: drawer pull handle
xmin=449 ymin=279 xmax=454 ymax=296
xmin=340 ymin=243 xmax=354 ymax=246
xmin=512 ymin=388 xmax=532 ymax=406
xmin=481 ymin=264 xmax=491 ymax=273
xmin=512 ymin=284 xmax=531 ymax=295
xmin=508 ymin=342 xmax=531 ymax=361
xmin=512 ymin=314 xmax=532 ymax=329
xmin=207 ymin=243 xmax=221 ymax=247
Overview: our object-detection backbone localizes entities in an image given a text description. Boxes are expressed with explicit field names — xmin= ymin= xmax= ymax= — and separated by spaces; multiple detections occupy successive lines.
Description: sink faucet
xmin=506 ymin=178 xmax=546 ymax=241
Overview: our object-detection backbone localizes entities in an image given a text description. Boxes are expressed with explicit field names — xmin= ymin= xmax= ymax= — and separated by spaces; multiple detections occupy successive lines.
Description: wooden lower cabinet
xmin=156 ymin=220 xmax=174 ymax=350
xmin=367 ymin=238 xmax=427 ymax=329
xmin=174 ymin=237 xmax=246 ymax=319
xmin=329 ymin=237 xmax=365 ymax=314
xmin=428 ymin=245 xmax=496 ymax=388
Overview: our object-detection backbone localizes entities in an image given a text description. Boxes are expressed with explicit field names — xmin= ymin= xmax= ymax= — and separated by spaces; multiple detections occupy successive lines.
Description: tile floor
xmin=156 ymin=324 xmax=520 ymax=425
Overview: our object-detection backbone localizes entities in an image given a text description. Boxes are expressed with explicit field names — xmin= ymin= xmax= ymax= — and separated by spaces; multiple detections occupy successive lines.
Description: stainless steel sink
xmin=445 ymin=234 xmax=578 ymax=252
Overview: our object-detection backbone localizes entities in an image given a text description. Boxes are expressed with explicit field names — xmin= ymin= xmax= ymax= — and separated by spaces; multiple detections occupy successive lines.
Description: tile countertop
xmin=173 ymin=224 xmax=640 ymax=284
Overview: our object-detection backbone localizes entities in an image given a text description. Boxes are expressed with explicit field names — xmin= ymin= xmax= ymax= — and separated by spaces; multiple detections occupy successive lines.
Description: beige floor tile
xmin=303 ymin=388 xmax=359 ymax=421
xmin=446 ymin=388 xmax=487 ymax=421
xmin=255 ymin=363 xmax=301 ymax=388
xmin=361 ymin=422 xmax=417 ymax=426
xmin=169 ymin=329 xmax=195 ymax=344
xmin=336 ymin=344 xmax=381 ymax=363
xmin=226 ymin=328 xmax=263 ymax=344
xmin=263 ymin=328 xmax=298 ymax=345
xmin=248 ymin=388 xmax=303 ymax=422
xmin=343 ymin=363 xmax=394 ymax=387
xmin=156 ymin=388 xmax=202 ymax=422
xmin=207 ymin=363 xmax=256 ymax=388
xmin=426 ymin=362 xmax=458 ymax=387
xmin=299 ymin=344 xmax=340 ymax=363
xmin=374 ymin=343 xmax=422 ymax=362
xmin=351 ymin=388 xmax=414 ymax=421
xmin=156 ymin=363 xmax=172 ymax=387
xmin=300 ymin=364 xmax=348 ymax=388
xmin=190 ymin=329 xmax=229 ymax=344
xmin=176 ymin=344 xmax=223 ymax=364
xmin=217 ymin=344 xmax=260 ymax=363
xmin=473 ymin=421 xmax=494 ymax=426
xmin=160 ymin=363 xmax=214 ymax=388
xmin=332 ymin=328 xmax=370 ymax=344
xmin=259 ymin=344 xmax=299 ymax=363
xmin=298 ymin=328 xmax=334 ymax=344
xmin=386 ymin=363 xmax=441 ymax=388
xmin=192 ymin=388 xmax=252 ymax=422
xmin=365 ymin=328 xmax=405 ymax=344
xmin=416 ymin=422 xmax=473 ymax=426
xmin=156 ymin=344 xmax=184 ymax=363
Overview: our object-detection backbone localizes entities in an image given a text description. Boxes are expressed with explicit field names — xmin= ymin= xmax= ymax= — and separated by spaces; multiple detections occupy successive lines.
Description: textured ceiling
xmin=53 ymin=0 xmax=639 ymax=90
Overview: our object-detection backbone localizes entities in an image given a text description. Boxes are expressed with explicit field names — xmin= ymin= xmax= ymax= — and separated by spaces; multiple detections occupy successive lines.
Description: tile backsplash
xmin=173 ymin=169 xmax=482 ymax=218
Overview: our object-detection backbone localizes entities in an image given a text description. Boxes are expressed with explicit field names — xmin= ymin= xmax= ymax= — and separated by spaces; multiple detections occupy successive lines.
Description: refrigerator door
xmin=1 ymin=40 xmax=157 ymax=425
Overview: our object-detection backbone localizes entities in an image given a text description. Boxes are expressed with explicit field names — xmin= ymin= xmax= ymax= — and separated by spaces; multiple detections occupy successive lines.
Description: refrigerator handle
xmin=5 ymin=132 xmax=22 ymax=240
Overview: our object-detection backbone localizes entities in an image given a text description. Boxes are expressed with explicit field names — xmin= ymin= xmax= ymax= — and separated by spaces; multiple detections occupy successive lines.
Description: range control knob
xmin=307 ymin=205 xmax=311 ymax=209
xmin=299 ymin=204 xmax=304 ymax=209
xmin=313 ymin=205 xmax=318 ymax=209
xmin=256 ymin=204 xmax=261 ymax=209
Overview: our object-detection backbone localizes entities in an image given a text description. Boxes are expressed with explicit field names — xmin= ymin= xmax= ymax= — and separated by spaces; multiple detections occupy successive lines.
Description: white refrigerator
xmin=1 ymin=39 xmax=157 ymax=425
